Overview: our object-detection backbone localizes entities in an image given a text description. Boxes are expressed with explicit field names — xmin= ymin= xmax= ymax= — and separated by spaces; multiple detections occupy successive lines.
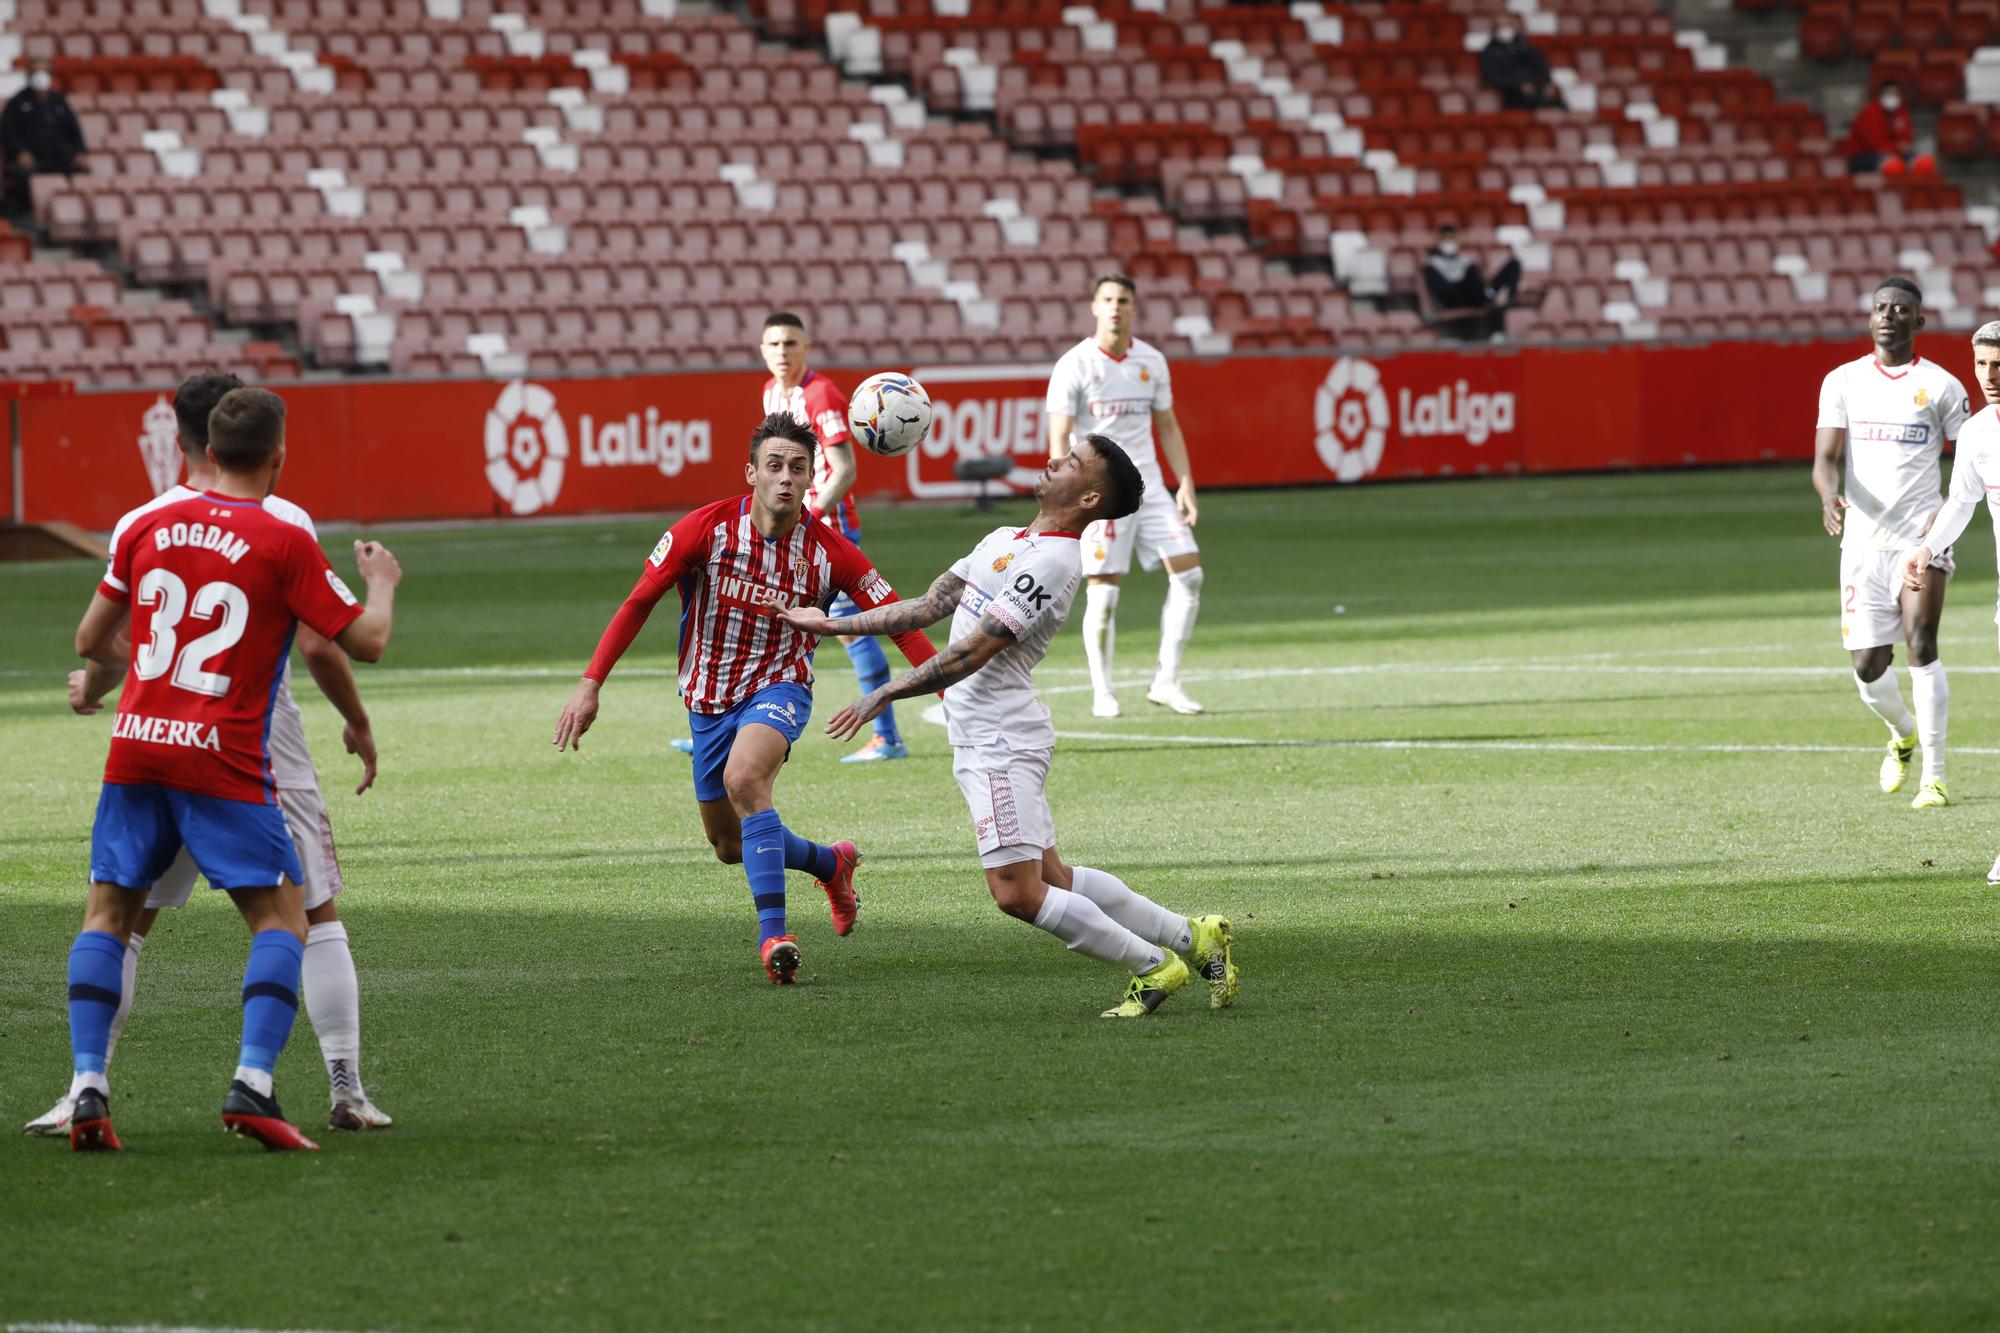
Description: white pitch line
xmin=7 ymin=1323 xmax=372 ymax=1333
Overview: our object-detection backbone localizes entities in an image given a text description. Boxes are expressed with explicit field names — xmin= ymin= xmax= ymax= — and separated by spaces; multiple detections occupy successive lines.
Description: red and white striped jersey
xmin=762 ymin=371 xmax=859 ymax=535
xmin=583 ymin=494 xmax=936 ymax=714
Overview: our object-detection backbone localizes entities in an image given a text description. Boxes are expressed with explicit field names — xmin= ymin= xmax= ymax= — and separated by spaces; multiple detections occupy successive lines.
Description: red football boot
xmin=69 ymin=1087 xmax=121 ymax=1152
xmin=221 ymin=1080 xmax=320 ymax=1151
xmin=818 ymin=841 xmax=862 ymax=936
xmin=760 ymin=934 xmax=801 ymax=985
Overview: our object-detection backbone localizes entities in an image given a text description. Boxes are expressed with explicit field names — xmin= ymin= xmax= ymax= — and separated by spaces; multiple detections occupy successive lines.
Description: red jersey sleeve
xmin=582 ymin=505 xmax=714 ymax=682
xmin=808 ymin=376 xmax=854 ymax=451
xmin=281 ymin=526 xmax=366 ymax=642
xmin=100 ymin=520 xmax=138 ymax=603
xmin=822 ymin=527 xmax=937 ymax=671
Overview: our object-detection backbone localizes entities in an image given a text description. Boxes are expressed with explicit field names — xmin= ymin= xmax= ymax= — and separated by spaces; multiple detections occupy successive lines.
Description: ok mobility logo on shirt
xmin=484 ymin=381 xmax=715 ymax=515
xmin=1313 ymin=358 xmax=1518 ymax=483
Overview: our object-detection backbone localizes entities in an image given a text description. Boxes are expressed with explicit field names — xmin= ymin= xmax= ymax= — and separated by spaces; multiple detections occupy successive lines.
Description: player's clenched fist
xmin=554 ymin=678 xmax=601 ymax=751
xmin=354 ymin=539 xmax=401 ymax=585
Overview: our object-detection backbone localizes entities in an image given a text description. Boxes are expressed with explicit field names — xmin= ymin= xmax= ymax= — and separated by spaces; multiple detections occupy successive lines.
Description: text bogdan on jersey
xmin=1398 ymin=380 xmax=1516 ymax=446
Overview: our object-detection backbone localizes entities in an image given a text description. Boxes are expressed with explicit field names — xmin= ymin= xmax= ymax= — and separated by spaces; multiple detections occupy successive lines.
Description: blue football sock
xmin=67 ymin=930 xmax=126 ymax=1077
xmin=845 ymin=635 xmax=900 ymax=743
xmin=238 ymin=930 xmax=304 ymax=1074
xmin=740 ymin=809 xmax=790 ymax=944
xmin=783 ymin=827 xmax=838 ymax=882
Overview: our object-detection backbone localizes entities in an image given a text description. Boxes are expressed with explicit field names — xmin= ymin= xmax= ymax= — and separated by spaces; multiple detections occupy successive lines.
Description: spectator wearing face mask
xmin=1421 ymin=225 xmax=1522 ymax=342
xmin=2 ymin=57 xmax=88 ymax=215
xmin=1479 ymin=22 xmax=1564 ymax=111
xmin=1843 ymin=82 xmax=1935 ymax=178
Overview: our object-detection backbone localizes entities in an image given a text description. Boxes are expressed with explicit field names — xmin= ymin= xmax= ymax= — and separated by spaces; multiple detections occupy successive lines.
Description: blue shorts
xmin=688 ymin=682 xmax=814 ymax=803
xmin=89 ymin=783 xmax=304 ymax=892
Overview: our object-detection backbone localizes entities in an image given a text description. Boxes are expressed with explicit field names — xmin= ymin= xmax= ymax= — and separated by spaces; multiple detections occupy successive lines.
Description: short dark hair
xmin=1079 ymin=433 xmax=1144 ymax=522
xmin=750 ymin=411 xmax=817 ymax=464
xmin=1877 ymin=275 xmax=1923 ymax=304
xmin=206 ymin=387 xmax=287 ymax=471
xmin=763 ymin=311 xmax=806 ymax=333
xmin=173 ymin=371 xmax=243 ymax=453
xmin=1091 ymin=273 xmax=1136 ymax=300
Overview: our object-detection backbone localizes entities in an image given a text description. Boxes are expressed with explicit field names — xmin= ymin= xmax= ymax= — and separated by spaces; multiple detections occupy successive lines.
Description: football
xmin=847 ymin=372 xmax=933 ymax=458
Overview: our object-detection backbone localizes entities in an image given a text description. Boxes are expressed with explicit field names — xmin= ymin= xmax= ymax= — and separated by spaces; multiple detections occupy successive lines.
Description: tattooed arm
xmin=822 ymin=610 xmax=1015 ymax=741
xmin=778 ymin=571 xmax=967 ymax=639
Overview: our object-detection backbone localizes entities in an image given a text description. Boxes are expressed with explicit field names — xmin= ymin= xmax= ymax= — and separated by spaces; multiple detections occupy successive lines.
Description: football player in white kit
xmin=1046 ymin=274 xmax=1207 ymax=718
xmin=25 ymin=372 xmax=395 ymax=1136
xmin=779 ymin=435 xmax=1238 ymax=1017
xmin=1812 ymin=276 xmax=1971 ymax=808
xmin=1902 ymin=321 xmax=2000 ymax=876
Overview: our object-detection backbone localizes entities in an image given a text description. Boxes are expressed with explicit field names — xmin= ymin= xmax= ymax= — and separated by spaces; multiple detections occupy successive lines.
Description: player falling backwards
xmin=1901 ymin=321 xmax=2000 ymax=879
xmin=28 ymin=372 xmax=393 ymax=1140
xmin=62 ymin=387 xmax=401 ymax=1151
xmin=1813 ymin=275 xmax=1970 ymax=808
xmin=553 ymin=413 xmax=937 ymax=983
xmin=1047 ymin=273 xmax=1208 ymax=719
xmin=779 ymin=434 xmax=1236 ymax=1017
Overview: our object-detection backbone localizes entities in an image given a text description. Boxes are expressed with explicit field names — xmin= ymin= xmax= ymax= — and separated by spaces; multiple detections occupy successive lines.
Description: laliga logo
xmin=1315 ymin=358 xmax=1389 ymax=483
xmin=485 ymin=381 xmax=569 ymax=515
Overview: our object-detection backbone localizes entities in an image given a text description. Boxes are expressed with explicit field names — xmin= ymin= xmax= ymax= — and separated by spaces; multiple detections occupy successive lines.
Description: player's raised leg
xmin=1901 ymin=566 xmax=1951 ymax=808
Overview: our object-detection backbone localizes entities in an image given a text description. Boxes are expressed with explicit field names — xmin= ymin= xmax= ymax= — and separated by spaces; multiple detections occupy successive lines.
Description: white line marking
xmin=7 ymin=1323 xmax=373 ymax=1333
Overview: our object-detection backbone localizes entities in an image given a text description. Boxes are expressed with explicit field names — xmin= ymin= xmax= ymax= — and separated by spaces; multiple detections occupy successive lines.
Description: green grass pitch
xmin=2 ymin=469 xmax=1997 ymax=1330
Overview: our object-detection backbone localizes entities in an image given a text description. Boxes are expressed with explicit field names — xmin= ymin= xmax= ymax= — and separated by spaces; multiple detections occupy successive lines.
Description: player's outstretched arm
xmin=824 ymin=612 xmax=1013 ymax=741
xmin=298 ymin=626 xmax=377 ymax=794
xmin=1812 ymin=427 xmax=1848 ymax=536
xmin=785 ymin=571 xmax=967 ymax=639
xmin=333 ymin=540 xmax=402 ymax=663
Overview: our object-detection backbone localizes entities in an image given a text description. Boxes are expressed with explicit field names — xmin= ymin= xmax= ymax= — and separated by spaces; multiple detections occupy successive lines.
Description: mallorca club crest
xmin=137 ymin=395 xmax=181 ymax=496
xmin=992 ymin=553 xmax=1014 ymax=573
xmin=1915 ymin=387 xmax=1930 ymax=408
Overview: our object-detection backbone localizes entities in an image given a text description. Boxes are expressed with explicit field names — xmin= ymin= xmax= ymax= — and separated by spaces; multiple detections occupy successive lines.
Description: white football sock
xmin=233 ymin=1065 xmax=273 ymax=1097
xmin=1156 ymin=566 xmax=1203 ymax=688
xmin=1032 ymin=886 xmax=1163 ymax=974
xmin=1083 ymin=583 xmax=1119 ymax=697
xmin=1069 ymin=866 xmax=1192 ymax=953
xmin=303 ymin=920 xmax=363 ymax=1099
xmin=1911 ymin=660 xmax=1948 ymax=782
xmin=102 ymin=931 xmax=144 ymax=1065
xmin=1855 ymin=669 xmax=1917 ymax=739
xmin=74 ymin=1071 xmax=108 ymax=1097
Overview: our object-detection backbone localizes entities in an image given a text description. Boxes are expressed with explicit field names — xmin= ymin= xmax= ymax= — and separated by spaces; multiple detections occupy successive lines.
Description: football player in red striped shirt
xmin=64 ymin=387 xmax=402 ymax=1152
xmin=759 ymin=310 xmax=909 ymax=762
xmin=553 ymin=413 xmax=936 ymax=983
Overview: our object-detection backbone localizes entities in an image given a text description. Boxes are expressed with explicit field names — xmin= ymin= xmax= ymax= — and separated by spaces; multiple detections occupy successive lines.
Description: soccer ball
xmin=847 ymin=372 xmax=933 ymax=458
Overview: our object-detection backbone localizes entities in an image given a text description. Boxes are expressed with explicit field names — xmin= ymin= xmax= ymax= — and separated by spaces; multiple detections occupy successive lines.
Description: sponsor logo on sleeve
xmin=648 ymin=532 xmax=674 ymax=567
xmin=326 ymin=570 xmax=358 ymax=606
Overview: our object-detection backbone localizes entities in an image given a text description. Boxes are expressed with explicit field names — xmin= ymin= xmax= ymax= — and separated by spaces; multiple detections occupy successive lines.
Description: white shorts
xmin=1081 ymin=484 xmax=1198 ymax=577
xmin=1839 ymin=545 xmax=1951 ymax=651
xmin=951 ymin=743 xmax=1056 ymax=869
xmin=145 ymin=786 xmax=343 ymax=911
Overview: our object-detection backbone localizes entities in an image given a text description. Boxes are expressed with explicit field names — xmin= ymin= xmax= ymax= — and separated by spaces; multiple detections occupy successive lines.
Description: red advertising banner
xmin=18 ymin=333 xmax=1979 ymax=530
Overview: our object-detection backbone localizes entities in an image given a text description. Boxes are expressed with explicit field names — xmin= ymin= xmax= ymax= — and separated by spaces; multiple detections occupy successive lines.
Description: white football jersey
xmin=1920 ymin=405 xmax=2000 ymax=610
xmin=943 ymin=526 xmax=1083 ymax=750
xmin=1817 ymin=353 xmax=1970 ymax=551
xmin=106 ymin=484 xmax=322 ymax=792
xmin=1046 ymin=336 xmax=1173 ymax=486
